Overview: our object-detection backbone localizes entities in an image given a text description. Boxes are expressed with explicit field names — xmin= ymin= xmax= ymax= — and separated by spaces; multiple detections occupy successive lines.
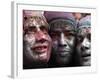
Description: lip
xmin=58 ymin=51 xmax=71 ymax=57
xmin=82 ymin=54 xmax=91 ymax=61
xmin=58 ymin=50 xmax=70 ymax=53
xmin=58 ymin=48 xmax=71 ymax=53
xmin=31 ymin=45 xmax=48 ymax=53
xmin=58 ymin=48 xmax=71 ymax=52
xmin=82 ymin=54 xmax=91 ymax=57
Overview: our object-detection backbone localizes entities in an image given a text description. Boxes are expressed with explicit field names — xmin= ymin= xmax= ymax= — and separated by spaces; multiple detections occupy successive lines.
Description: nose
xmin=59 ymin=33 xmax=67 ymax=47
xmin=35 ymin=28 xmax=46 ymax=41
xmin=81 ymin=37 xmax=90 ymax=51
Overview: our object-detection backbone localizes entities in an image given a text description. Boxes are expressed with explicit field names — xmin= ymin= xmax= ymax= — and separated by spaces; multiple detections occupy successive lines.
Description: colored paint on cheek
xmin=24 ymin=34 xmax=36 ymax=47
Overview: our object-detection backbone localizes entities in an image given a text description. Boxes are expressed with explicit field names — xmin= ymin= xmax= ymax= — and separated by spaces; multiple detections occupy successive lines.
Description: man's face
xmin=23 ymin=16 xmax=52 ymax=63
xmin=73 ymin=13 xmax=82 ymax=21
xmin=77 ymin=27 xmax=91 ymax=66
xmin=50 ymin=19 xmax=76 ymax=65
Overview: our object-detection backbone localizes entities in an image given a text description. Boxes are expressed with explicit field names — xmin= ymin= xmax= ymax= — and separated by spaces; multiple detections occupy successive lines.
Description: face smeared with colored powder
xmin=76 ymin=15 xmax=91 ymax=66
xmin=49 ymin=19 xmax=76 ymax=65
xmin=23 ymin=10 xmax=52 ymax=63
xmin=77 ymin=27 xmax=91 ymax=66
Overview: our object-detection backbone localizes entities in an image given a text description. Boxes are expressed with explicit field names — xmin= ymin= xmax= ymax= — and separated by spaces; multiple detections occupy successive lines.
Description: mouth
xmin=82 ymin=54 xmax=91 ymax=61
xmin=82 ymin=54 xmax=91 ymax=57
xmin=31 ymin=45 xmax=48 ymax=53
xmin=58 ymin=48 xmax=71 ymax=52
xmin=58 ymin=48 xmax=71 ymax=53
xmin=57 ymin=50 xmax=71 ymax=57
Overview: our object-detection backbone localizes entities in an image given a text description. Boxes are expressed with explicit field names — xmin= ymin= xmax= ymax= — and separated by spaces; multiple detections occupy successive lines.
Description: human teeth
xmin=35 ymin=46 xmax=46 ymax=50
xmin=40 ymin=53 xmax=47 ymax=57
xmin=37 ymin=47 xmax=41 ymax=50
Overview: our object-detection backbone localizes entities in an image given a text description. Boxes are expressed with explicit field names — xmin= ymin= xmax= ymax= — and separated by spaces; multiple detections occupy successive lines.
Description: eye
xmin=65 ymin=32 xmax=74 ymax=36
xmin=24 ymin=17 xmax=27 ymax=21
xmin=50 ymin=32 xmax=57 ymax=37
xmin=77 ymin=35 xmax=84 ymax=43
xmin=63 ymin=31 xmax=75 ymax=40
xmin=27 ymin=26 xmax=37 ymax=33
xmin=40 ymin=26 xmax=48 ymax=34
xmin=50 ymin=31 xmax=59 ymax=40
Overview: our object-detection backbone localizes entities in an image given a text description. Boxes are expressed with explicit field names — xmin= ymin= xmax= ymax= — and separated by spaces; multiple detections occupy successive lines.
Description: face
xmin=73 ymin=13 xmax=82 ymax=21
xmin=77 ymin=27 xmax=91 ymax=66
xmin=23 ymin=16 xmax=52 ymax=63
xmin=49 ymin=19 xmax=76 ymax=65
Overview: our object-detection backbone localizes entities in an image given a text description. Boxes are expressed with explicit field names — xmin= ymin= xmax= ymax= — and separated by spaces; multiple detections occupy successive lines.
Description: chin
xmin=57 ymin=57 xmax=71 ymax=65
xmin=82 ymin=62 xmax=91 ymax=66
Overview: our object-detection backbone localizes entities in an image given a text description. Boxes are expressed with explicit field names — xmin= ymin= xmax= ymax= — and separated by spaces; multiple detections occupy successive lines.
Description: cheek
xmin=69 ymin=39 xmax=74 ymax=45
xmin=67 ymin=37 xmax=75 ymax=46
xmin=24 ymin=34 xmax=36 ymax=47
xmin=52 ymin=40 xmax=58 ymax=49
xmin=47 ymin=35 xmax=52 ymax=42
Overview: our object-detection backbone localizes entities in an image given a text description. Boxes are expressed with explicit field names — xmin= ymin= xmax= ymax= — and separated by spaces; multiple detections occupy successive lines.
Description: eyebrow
xmin=26 ymin=26 xmax=36 ymax=30
xmin=27 ymin=25 xmax=49 ymax=31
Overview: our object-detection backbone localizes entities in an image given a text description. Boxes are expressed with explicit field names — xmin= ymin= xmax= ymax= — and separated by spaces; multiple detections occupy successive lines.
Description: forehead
xmin=24 ymin=16 xmax=48 ymax=28
xmin=50 ymin=19 xmax=75 ymax=31
xmin=78 ymin=27 xmax=91 ymax=35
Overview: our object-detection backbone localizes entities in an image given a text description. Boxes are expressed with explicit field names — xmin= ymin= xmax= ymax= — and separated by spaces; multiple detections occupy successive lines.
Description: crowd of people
xmin=23 ymin=10 xmax=91 ymax=69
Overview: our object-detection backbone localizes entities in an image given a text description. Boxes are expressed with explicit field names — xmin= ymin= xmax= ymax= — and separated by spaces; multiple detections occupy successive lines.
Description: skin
xmin=77 ymin=27 xmax=91 ymax=66
xmin=23 ymin=13 xmax=52 ymax=64
xmin=49 ymin=19 xmax=76 ymax=66
xmin=73 ymin=13 xmax=82 ymax=23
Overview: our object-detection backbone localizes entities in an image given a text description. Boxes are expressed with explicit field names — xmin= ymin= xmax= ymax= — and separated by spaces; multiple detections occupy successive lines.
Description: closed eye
xmin=28 ymin=26 xmax=37 ymax=32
